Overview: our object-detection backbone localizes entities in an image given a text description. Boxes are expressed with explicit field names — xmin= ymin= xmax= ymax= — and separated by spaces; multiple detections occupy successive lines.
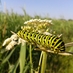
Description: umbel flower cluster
xmin=22 ymin=19 xmax=53 ymax=33
xmin=2 ymin=33 xmax=26 ymax=50
xmin=24 ymin=19 xmax=53 ymax=25
xmin=2 ymin=34 xmax=18 ymax=50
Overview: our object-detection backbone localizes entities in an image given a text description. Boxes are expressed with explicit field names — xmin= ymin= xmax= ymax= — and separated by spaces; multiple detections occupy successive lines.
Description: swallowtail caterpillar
xmin=17 ymin=30 xmax=65 ymax=53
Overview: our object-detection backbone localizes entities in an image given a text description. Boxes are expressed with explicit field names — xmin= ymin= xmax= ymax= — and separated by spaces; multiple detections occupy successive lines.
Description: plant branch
xmin=34 ymin=47 xmax=73 ymax=56
xmin=65 ymin=42 xmax=73 ymax=48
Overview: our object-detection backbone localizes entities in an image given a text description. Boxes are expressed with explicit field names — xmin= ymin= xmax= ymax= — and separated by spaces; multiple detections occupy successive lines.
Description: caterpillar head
xmin=51 ymin=37 xmax=65 ymax=53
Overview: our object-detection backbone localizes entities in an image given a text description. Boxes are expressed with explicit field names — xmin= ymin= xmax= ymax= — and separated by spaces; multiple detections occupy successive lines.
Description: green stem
xmin=41 ymin=51 xmax=47 ymax=73
xmin=38 ymin=51 xmax=43 ymax=72
xmin=29 ymin=44 xmax=33 ymax=73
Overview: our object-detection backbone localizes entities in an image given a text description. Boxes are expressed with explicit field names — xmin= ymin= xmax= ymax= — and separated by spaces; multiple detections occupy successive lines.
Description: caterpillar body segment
xmin=17 ymin=30 xmax=65 ymax=53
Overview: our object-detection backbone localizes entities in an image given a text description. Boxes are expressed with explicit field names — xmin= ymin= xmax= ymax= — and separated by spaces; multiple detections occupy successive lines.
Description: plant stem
xmin=38 ymin=51 xmax=43 ymax=72
xmin=41 ymin=51 xmax=47 ymax=73
xmin=29 ymin=44 xmax=33 ymax=73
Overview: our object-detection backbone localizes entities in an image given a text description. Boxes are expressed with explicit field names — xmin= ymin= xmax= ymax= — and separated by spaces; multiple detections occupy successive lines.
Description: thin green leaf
xmin=20 ymin=43 xmax=26 ymax=73
xmin=2 ymin=47 xmax=16 ymax=64
xmin=10 ymin=58 xmax=19 ymax=73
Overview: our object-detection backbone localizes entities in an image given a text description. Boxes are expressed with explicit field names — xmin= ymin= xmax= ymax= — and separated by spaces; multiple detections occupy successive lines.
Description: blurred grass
xmin=0 ymin=9 xmax=73 ymax=73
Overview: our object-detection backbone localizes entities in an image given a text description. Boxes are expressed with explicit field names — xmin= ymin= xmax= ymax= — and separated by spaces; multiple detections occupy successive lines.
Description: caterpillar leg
xmin=54 ymin=48 xmax=59 ymax=54
xmin=50 ymin=46 xmax=54 ymax=51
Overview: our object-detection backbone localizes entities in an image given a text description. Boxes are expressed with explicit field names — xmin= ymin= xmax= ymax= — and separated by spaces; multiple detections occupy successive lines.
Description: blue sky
xmin=1 ymin=0 xmax=73 ymax=19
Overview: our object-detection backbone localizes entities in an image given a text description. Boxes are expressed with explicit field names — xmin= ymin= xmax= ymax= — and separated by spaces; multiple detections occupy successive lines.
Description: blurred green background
xmin=0 ymin=10 xmax=73 ymax=73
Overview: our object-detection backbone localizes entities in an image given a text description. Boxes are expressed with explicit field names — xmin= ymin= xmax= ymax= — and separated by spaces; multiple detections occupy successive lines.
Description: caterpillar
xmin=17 ymin=30 xmax=65 ymax=53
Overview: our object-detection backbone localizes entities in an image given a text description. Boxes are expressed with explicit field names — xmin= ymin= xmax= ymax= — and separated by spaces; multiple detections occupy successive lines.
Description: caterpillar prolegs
xmin=17 ymin=30 xmax=65 ymax=53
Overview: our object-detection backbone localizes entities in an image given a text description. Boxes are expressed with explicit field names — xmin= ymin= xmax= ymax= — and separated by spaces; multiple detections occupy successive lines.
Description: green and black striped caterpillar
xmin=17 ymin=30 xmax=65 ymax=53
